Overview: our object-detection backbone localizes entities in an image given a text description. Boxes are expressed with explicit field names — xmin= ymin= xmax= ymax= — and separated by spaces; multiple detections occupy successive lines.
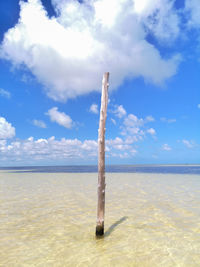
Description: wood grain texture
xmin=96 ymin=72 xmax=109 ymax=236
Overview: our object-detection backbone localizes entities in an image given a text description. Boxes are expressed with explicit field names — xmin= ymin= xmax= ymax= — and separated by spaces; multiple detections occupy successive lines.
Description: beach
xmin=0 ymin=170 xmax=200 ymax=266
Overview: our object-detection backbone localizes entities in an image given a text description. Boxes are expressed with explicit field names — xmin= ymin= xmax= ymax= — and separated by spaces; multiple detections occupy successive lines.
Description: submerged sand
xmin=0 ymin=171 xmax=200 ymax=266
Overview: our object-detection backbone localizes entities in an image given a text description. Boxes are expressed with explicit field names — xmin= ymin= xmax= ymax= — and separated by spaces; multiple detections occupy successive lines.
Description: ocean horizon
xmin=1 ymin=164 xmax=200 ymax=174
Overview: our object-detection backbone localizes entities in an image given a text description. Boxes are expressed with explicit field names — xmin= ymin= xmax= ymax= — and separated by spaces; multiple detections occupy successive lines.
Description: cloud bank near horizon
xmin=0 ymin=0 xmax=184 ymax=102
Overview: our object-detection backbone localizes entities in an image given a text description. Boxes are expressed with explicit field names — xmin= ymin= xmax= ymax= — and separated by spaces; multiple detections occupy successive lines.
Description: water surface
xmin=0 ymin=171 xmax=200 ymax=266
xmin=1 ymin=164 xmax=200 ymax=174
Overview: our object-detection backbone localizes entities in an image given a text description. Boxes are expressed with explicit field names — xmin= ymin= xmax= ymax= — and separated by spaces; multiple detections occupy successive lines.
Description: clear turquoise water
xmin=0 ymin=171 xmax=200 ymax=266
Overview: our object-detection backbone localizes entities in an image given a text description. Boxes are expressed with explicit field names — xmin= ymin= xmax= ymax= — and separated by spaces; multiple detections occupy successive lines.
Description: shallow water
xmin=0 ymin=171 xmax=200 ymax=266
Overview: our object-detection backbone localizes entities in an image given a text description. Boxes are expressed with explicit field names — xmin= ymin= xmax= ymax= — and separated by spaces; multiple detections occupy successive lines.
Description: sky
xmin=0 ymin=0 xmax=199 ymax=166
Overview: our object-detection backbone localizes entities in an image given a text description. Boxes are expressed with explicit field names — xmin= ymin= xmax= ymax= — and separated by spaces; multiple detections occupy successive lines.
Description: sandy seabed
xmin=0 ymin=171 xmax=200 ymax=266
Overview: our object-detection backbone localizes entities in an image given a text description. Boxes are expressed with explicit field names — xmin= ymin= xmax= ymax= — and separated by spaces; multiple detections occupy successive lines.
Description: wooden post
xmin=96 ymin=72 xmax=109 ymax=237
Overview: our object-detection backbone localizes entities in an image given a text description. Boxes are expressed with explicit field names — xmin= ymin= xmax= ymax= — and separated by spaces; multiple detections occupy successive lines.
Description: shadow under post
xmin=103 ymin=216 xmax=128 ymax=237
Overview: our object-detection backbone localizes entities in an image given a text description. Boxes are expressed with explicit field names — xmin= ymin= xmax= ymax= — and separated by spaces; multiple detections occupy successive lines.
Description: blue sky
xmin=0 ymin=0 xmax=199 ymax=166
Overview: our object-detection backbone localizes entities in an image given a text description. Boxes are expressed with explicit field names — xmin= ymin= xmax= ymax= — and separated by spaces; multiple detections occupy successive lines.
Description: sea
xmin=0 ymin=165 xmax=200 ymax=266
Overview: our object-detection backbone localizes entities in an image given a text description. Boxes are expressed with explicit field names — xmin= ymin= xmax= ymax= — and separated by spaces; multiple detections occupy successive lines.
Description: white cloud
xmin=124 ymin=114 xmax=144 ymax=128
xmin=0 ymin=117 xmax=15 ymax=139
xmin=106 ymin=137 xmax=132 ymax=151
xmin=89 ymin=104 xmax=99 ymax=114
xmin=162 ymin=143 xmax=171 ymax=151
xmin=114 ymin=105 xmax=127 ymax=118
xmin=121 ymin=111 xmax=157 ymax=141
xmin=182 ymin=139 xmax=195 ymax=148
xmin=145 ymin=115 xmax=155 ymax=122
xmin=0 ymin=88 xmax=11 ymax=98
xmin=125 ymin=135 xmax=139 ymax=144
xmin=32 ymin=119 xmax=47 ymax=128
xmin=161 ymin=117 xmax=176 ymax=123
xmin=81 ymin=140 xmax=98 ymax=154
xmin=0 ymin=135 xmax=138 ymax=163
xmin=0 ymin=136 xmax=97 ymax=163
xmin=123 ymin=114 xmax=145 ymax=136
xmin=185 ymin=0 xmax=200 ymax=28
xmin=105 ymin=136 xmax=138 ymax=158
xmin=136 ymin=0 xmax=181 ymax=42
xmin=0 ymin=0 xmax=181 ymax=102
xmin=147 ymin=128 xmax=156 ymax=135
xmin=46 ymin=107 xmax=73 ymax=129
xmin=198 ymin=104 xmax=200 ymax=109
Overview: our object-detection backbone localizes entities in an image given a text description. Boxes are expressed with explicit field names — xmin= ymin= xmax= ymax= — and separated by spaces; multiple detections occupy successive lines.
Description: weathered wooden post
xmin=96 ymin=72 xmax=109 ymax=237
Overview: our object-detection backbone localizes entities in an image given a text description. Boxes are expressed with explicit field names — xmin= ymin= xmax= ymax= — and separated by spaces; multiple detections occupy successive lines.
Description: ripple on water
xmin=0 ymin=172 xmax=200 ymax=266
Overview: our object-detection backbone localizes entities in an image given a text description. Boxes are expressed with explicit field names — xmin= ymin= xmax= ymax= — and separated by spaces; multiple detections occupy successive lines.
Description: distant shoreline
xmin=0 ymin=163 xmax=200 ymax=169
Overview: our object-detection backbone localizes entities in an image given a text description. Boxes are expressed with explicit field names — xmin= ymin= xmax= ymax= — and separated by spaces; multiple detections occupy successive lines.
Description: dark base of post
xmin=96 ymin=225 xmax=104 ymax=237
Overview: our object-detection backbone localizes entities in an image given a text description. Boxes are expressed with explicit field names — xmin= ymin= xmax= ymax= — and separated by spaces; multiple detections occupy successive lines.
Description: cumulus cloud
xmin=0 ymin=117 xmax=15 ymax=139
xmin=0 ymin=0 xmax=181 ymax=102
xmin=113 ymin=105 xmax=127 ymax=118
xmin=106 ymin=137 xmax=132 ymax=151
xmin=0 ymin=135 xmax=138 ymax=163
xmin=46 ymin=107 xmax=73 ymax=128
xmin=182 ymin=139 xmax=195 ymax=148
xmin=137 ymin=0 xmax=181 ymax=41
xmin=123 ymin=114 xmax=145 ymax=136
xmin=162 ymin=143 xmax=171 ymax=151
xmin=0 ymin=88 xmax=11 ymax=99
xmin=121 ymin=111 xmax=156 ymax=139
xmin=117 ymin=111 xmax=157 ymax=148
xmin=124 ymin=114 xmax=144 ymax=128
xmin=32 ymin=119 xmax=47 ymax=128
xmin=147 ymin=128 xmax=156 ymax=135
xmin=0 ymin=136 xmax=97 ymax=163
xmin=185 ymin=0 xmax=200 ymax=28
xmin=89 ymin=103 xmax=99 ymax=114
xmin=105 ymin=136 xmax=138 ymax=158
